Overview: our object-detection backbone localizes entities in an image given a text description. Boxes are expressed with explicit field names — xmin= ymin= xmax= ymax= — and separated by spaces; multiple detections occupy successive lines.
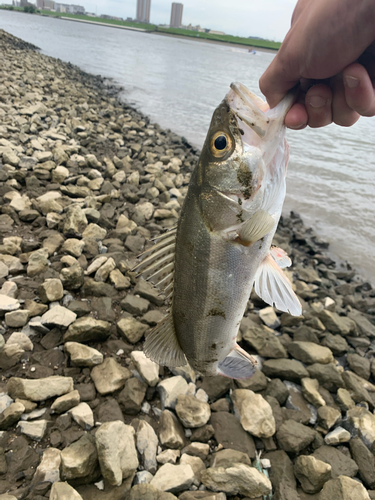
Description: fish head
xmin=197 ymin=82 xmax=294 ymax=232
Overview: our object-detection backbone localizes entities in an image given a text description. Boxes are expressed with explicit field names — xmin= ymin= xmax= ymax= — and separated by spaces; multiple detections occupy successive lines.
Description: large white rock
xmin=95 ymin=420 xmax=139 ymax=486
xmin=150 ymin=463 xmax=195 ymax=493
xmin=69 ymin=403 xmax=94 ymax=430
xmin=50 ymin=482 xmax=84 ymax=500
xmin=232 ymin=389 xmax=275 ymax=438
xmin=136 ymin=419 xmax=158 ymax=474
xmin=7 ymin=376 xmax=74 ymax=402
xmin=131 ymin=350 xmax=159 ymax=387
xmin=201 ymin=463 xmax=272 ymax=497
xmin=17 ymin=420 xmax=48 ymax=441
xmin=64 ymin=342 xmax=103 ymax=367
xmin=41 ymin=305 xmax=77 ymax=328
xmin=31 ymin=448 xmax=61 ymax=486
xmin=319 ymin=475 xmax=370 ymax=500
xmin=0 ymin=295 xmax=20 ymax=313
xmin=157 ymin=376 xmax=188 ymax=410
xmin=90 ymin=358 xmax=131 ymax=395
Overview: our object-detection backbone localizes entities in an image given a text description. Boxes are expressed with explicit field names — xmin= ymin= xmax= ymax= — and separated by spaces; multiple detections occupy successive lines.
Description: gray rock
xmin=95 ymin=421 xmax=138 ymax=486
xmin=7 ymin=376 xmax=73 ymax=401
xmin=301 ymin=378 xmax=326 ymax=407
xmin=129 ymin=483 xmax=177 ymax=500
xmin=122 ymin=294 xmax=150 ymax=315
xmin=347 ymin=406 xmax=375 ymax=447
xmin=63 ymin=205 xmax=88 ymax=236
xmin=317 ymin=406 xmax=341 ymax=430
xmin=32 ymin=447 xmax=61 ymax=489
xmin=319 ymin=475 xmax=370 ymax=500
xmin=64 ymin=316 xmax=111 ymax=343
xmin=118 ymin=377 xmax=147 ymax=415
xmin=0 ymin=295 xmax=20 ymax=313
xmin=41 ymin=305 xmax=77 ymax=328
xmin=200 ymin=463 xmax=272 ymax=498
xmin=210 ymin=448 xmax=251 ymax=469
xmin=117 ymin=317 xmax=148 ymax=343
xmin=242 ymin=324 xmax=287 ymax=358
xmin=262 ymin=359 xmax=309 ymax=381
xmin=0 ymin=402 xmax=25 ymax=430
xmin=4 ymin=309 xmax=30 ymax=328
xmin=27 ymin=248 xmax=49 ymax=277
xmin=306 ymin=363 xmax=345 ymax=391
xmin=151 ymin=463 xmax=194 ymax=493
xmin=134 ymin=279 xmax=164 ymax=306
xmin=349 ymin=437 xmax=375 ymax=488
xmin=91 ymin=357 xmax=132 ymax=395
xmin=50 ymin=482 xmax=84 ymax=500
xmin=158 ymin=376 xmax=189 ymax=410
xmin=294 ymin=455 xmax=332 ymax=493
xmin=131 ymin=350 xmax=159 ymax=387
xmin=265 ymin=450 xmax=300 ymax=500
xmin=210 ymin=411 xmax=256 ymax=458
xmin=65 ymin=342 xmax=103 ymax=367
xmin=312 ymin=445 xmax=358 ymax=478
xmin=61 ymin=434 xmax=99 ymax=481
xmin=347 ymin=353 xmax=371 ymax=380
xmin=17 ymin=419 xmax=48 ymax=441
xmin=232 ymin=389 xmax=275 ymax=438
xmin=175 ymin=395 xmax=211 ymax=428
xmin=287 ymin=341 xmax=333 ymax=364
xmin=159 ymin=409 xmax=186 ymax=449
xmin=324 ymin=426 xmax=351 ymax=445
xmin=51 ymin=390 xmax=81 ymax=414
xmin=136 ymin=419 xmax=158 ymax=474
xmin=276 ymin=419 xmax=316 ymax=453
xmin=70 ymin=403 xmax=94 ymax=430
xmin=319 ymin=310 xmax=356 ymax=335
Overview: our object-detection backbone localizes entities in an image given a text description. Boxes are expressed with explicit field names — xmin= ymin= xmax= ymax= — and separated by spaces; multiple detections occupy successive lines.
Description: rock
xmin=50 ymin=482 xmax=84 ymax=500
xmin=51 ymin=390 xmax=81 ymax=414
xmin=294 ymin=455 xmax=332 ymax=493
xmin=317 ymin=406 xmax=341 ymax=430
xmin=61 ymin=434 xmax=98 ymax=482
xmin=122 ymin=294 xmax=150 ymax=315
xmin=301 ymin=378 xmax=326 ymax=407
xmin=60 ymin=264 xmax=85 ymax=290
xmin=210 ymin=411 xmax=256 ymax=458
xmin=324 ymin=427 xmax=351 ymax=445
xmin=118 ymin=377 xmax=147 ymax=415
xmin=265 ymin=450 xmax=300 ymax=500
xmin=259 ymin=307 xmax=281 ymax=329
xmin=65 ymin=342 xmax=103 ymax=367
xmin=347 ymin=406 xmax=375 ymax=447
xmin=337 ymin=390 xmax=356 ymax=412
xmin=321 ymin=333 xmax=349 ymax=356
xmin=32 ymin=447 xmax=61 ymax=489
xmin=17 ymin=419 xmax=48 ymax=441
xmin=39 ymin=278 xmax=64 ymax=303
xmin=312 ymin=446 xmax=358 ymax=478
xmin=276 ymin=419 xmax=316 ymax=453
xmin=175 ymin=395 xmax=211 ymax=428
xmin=95 ymin=258 xmax=116 ymax=282
xmin=151 ymin=463 xmax=194 ymax=493
xmin=7 ymin=376 xmax=73 ymax=401
xmin=41 ymin=305 xmax=77 ymax=328
xmin=129 ymin=483 xmax=177 ymax=500
xmin=242 ymin=324 xmax=287 ymax=358
xmin=64 ymin=316 xmax=111 ymax=343
xmin=200 ymin=463 xmax=272 ymax=498
xmin=133 ymin=279 xmax=164 ymax=307
xmin=349 ymin=437 xmax=375 ymax=488
xmin=262 ymin=359 xmax=309 ymax=381
xmin=82 ymin=223 xmax=107 ymax=241
xmin=131 ymin=350 xmax=159 ymax=387
xmin=210 ymin=448 xmax=251 ymax=468
xmin=62 ymin=238 xmax=86 ymax=257
xmin=4 ymin=309 xmax=30 ymax=327
xmin=6 ymin=331 xmax=33 ymax=351
xmin=287 ymin=341 xmax=333 ymax=364
xmin=159 ymin=409 xmax=186 ymax=449
xmin=117 ymin=317 xmax=148 ymax=343
xmin=198 ymin=375 xmax=233 ymax=401
xmin=181 ymin=442 xmax=209 ymax=461
xmin=319 ymin=475 xmax=370 ymax=500
xmin=157 ymin=449 xmax=181 ymax=465
xmin=342 ymin=370 xmax=373 ymax=405
xmin=318 ymin=310 xmax=356 ymax=336
xmin=157 ymin=376 xmax=189 ymax=410
xmin=0 ymin=295 xmax=20 ymax=313
xmin=96 ymin=398 xmax=124 ymax=423
xmin=0 ymin=402 xmax=25 ymax=430
xmin=347 ymin=353 xmax=371 ymax=380
xmin=27 ymin=248 xmax=49 ymax=277
xmin=136 ymin=419 xmax=158 ymax=474
xmin=109 ymin=269 xmax=131 ymax=290
xmin=264 ymin=378 xmax=290 ymax=405
xmin=95 ymin=421 xmax=138 ymax=486
xmin=91 ymin=358 xmax=132 ymax=395
xmin=70 ymin=403 xmax=94 ymax=430
xmin=232 ymin=389 xmax=275 ymax=438
xmin=306 ymin=363 xmax=344 ymax=391
xmin=348 ymin=309 xmax=375 ymax=337
xmin=63 ymin=205 xmax=88 ymax=236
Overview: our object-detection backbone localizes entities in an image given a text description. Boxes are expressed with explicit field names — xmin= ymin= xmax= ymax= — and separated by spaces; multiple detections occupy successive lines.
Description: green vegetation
xmin=0 ymin=7 xmax=280 ymax=50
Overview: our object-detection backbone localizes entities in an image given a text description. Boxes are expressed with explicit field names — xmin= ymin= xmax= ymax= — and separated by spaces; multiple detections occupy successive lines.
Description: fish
xmin=133 ymin=82 xmax=302 ymax=379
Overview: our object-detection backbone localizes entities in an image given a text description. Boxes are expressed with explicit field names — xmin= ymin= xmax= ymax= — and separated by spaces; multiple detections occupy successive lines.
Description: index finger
xmin=259 ymin=55 xmax=301 ymax=108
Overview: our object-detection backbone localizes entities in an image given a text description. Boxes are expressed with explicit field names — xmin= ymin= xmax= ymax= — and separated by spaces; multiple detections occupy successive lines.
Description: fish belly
xmin=173 ymin=190 xmax=265 ymax=375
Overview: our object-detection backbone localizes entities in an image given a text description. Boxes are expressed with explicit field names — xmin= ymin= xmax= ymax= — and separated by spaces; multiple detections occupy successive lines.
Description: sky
xmin=9 ymin=0 xmax=299 ymax=41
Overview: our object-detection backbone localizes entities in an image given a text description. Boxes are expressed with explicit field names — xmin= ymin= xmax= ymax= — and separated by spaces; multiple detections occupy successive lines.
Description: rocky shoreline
xmin=0 ymin=28 xmax=375 ymax=500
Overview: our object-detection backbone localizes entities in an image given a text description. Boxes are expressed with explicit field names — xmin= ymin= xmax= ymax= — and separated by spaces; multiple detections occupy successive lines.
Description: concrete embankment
xmin=0 ymin=28 xmax=375 ymax=500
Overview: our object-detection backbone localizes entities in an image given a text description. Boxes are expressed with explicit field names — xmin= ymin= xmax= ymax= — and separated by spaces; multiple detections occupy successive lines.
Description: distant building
xmin=170 ymin=2 xmax=183 ymax=28
xmin=205 ymin=29 xmax=225 ymax=35
xmin=55 ymin=2 xmax=84 ymax=13
xmin=136 ymin=0 xmax=150 ymax=23
xmin=36 ymin=0 xmax=43 ymax=8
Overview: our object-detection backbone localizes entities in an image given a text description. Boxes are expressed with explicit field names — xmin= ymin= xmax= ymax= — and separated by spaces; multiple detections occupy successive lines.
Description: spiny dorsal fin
xmin=132 ymin=228 xmax=177 ymax=298
xmin=254 ymin=254 xmax=302 ymax=316
xmin=144 ymin=312 xmax=186 ymax=367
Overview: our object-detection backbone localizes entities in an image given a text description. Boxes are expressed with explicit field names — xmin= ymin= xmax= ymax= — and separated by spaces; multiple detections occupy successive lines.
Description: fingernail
xmin=288 ymin=123 xmax=307 ymax=130
xmin=307 ymin=96 xmax=328 ymax=108
xmin=344 ymin=75 xmax=359 ymax=88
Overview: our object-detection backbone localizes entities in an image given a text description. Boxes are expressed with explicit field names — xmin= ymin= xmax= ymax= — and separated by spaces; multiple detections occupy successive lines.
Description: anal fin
xmin=237 ymin=210 xmax=274 ymax=245
xmin=254 ymin=254 xmax=302 ymax=316
xmin=144 ymin=313 xmax=187 ymax=368
xmin=217 ymin=344 xmax=257 ymax=380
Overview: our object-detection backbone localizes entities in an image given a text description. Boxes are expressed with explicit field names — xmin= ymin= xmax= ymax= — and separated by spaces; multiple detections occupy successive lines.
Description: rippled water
xmin=1 ymin=10 xmax=375 ymax=283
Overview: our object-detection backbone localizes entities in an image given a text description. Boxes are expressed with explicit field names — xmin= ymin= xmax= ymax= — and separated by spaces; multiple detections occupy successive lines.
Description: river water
xmin=1 ymin=10 xmax=375 ymax=284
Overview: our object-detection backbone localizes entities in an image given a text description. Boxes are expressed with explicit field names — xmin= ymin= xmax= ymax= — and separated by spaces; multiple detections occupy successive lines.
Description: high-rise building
xmin=170 ymin=2 xmax=183 ymax=28
xmin=136 ymin=0 xmax=151 ymax=23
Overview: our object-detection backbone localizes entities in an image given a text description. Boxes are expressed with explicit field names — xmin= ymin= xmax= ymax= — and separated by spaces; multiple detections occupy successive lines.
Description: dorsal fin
xmin=132 ymin=228 xmax=177 ymax=298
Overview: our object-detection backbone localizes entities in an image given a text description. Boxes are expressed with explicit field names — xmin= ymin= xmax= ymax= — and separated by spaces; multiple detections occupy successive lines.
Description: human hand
xmin=259 ymin=0 xmax=375 ymax=129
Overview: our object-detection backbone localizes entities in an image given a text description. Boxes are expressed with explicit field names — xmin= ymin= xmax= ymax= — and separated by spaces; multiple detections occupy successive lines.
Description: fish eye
xmin=210 ymin=131 xmax=233 ymax=158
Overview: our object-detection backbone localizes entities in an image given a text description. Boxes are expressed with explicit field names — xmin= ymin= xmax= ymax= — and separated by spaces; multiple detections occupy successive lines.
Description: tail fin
xmin=217 ymin=344 xmax=257 ymax=380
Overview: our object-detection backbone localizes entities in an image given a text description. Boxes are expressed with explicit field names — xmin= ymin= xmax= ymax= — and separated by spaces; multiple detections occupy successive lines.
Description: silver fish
xmin=133 ymin=82 xmax=301 ymax=379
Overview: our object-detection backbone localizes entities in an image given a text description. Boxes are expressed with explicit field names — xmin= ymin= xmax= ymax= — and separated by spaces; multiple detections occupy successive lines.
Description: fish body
xmin=134 ymin=82 xmax=301 ymax=379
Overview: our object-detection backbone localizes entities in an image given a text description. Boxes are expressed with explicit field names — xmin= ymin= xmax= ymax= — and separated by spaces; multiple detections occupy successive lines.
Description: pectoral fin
xmin=270 ymin=246 xmax=292 ymax=268
xmin=254 ymin=254 xmax=302 ymax=316
xmin=217 ymin=344 xmax=257 ymax=379
xmin=144 ymin=313 xmax=187 ymax=367
xmin=237 ymin=210 xmax=274 ymax=245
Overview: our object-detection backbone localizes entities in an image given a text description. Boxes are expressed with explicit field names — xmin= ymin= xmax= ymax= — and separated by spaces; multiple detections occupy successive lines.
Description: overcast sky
xmin=20 ymin=0 xmax=298 ymax=41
